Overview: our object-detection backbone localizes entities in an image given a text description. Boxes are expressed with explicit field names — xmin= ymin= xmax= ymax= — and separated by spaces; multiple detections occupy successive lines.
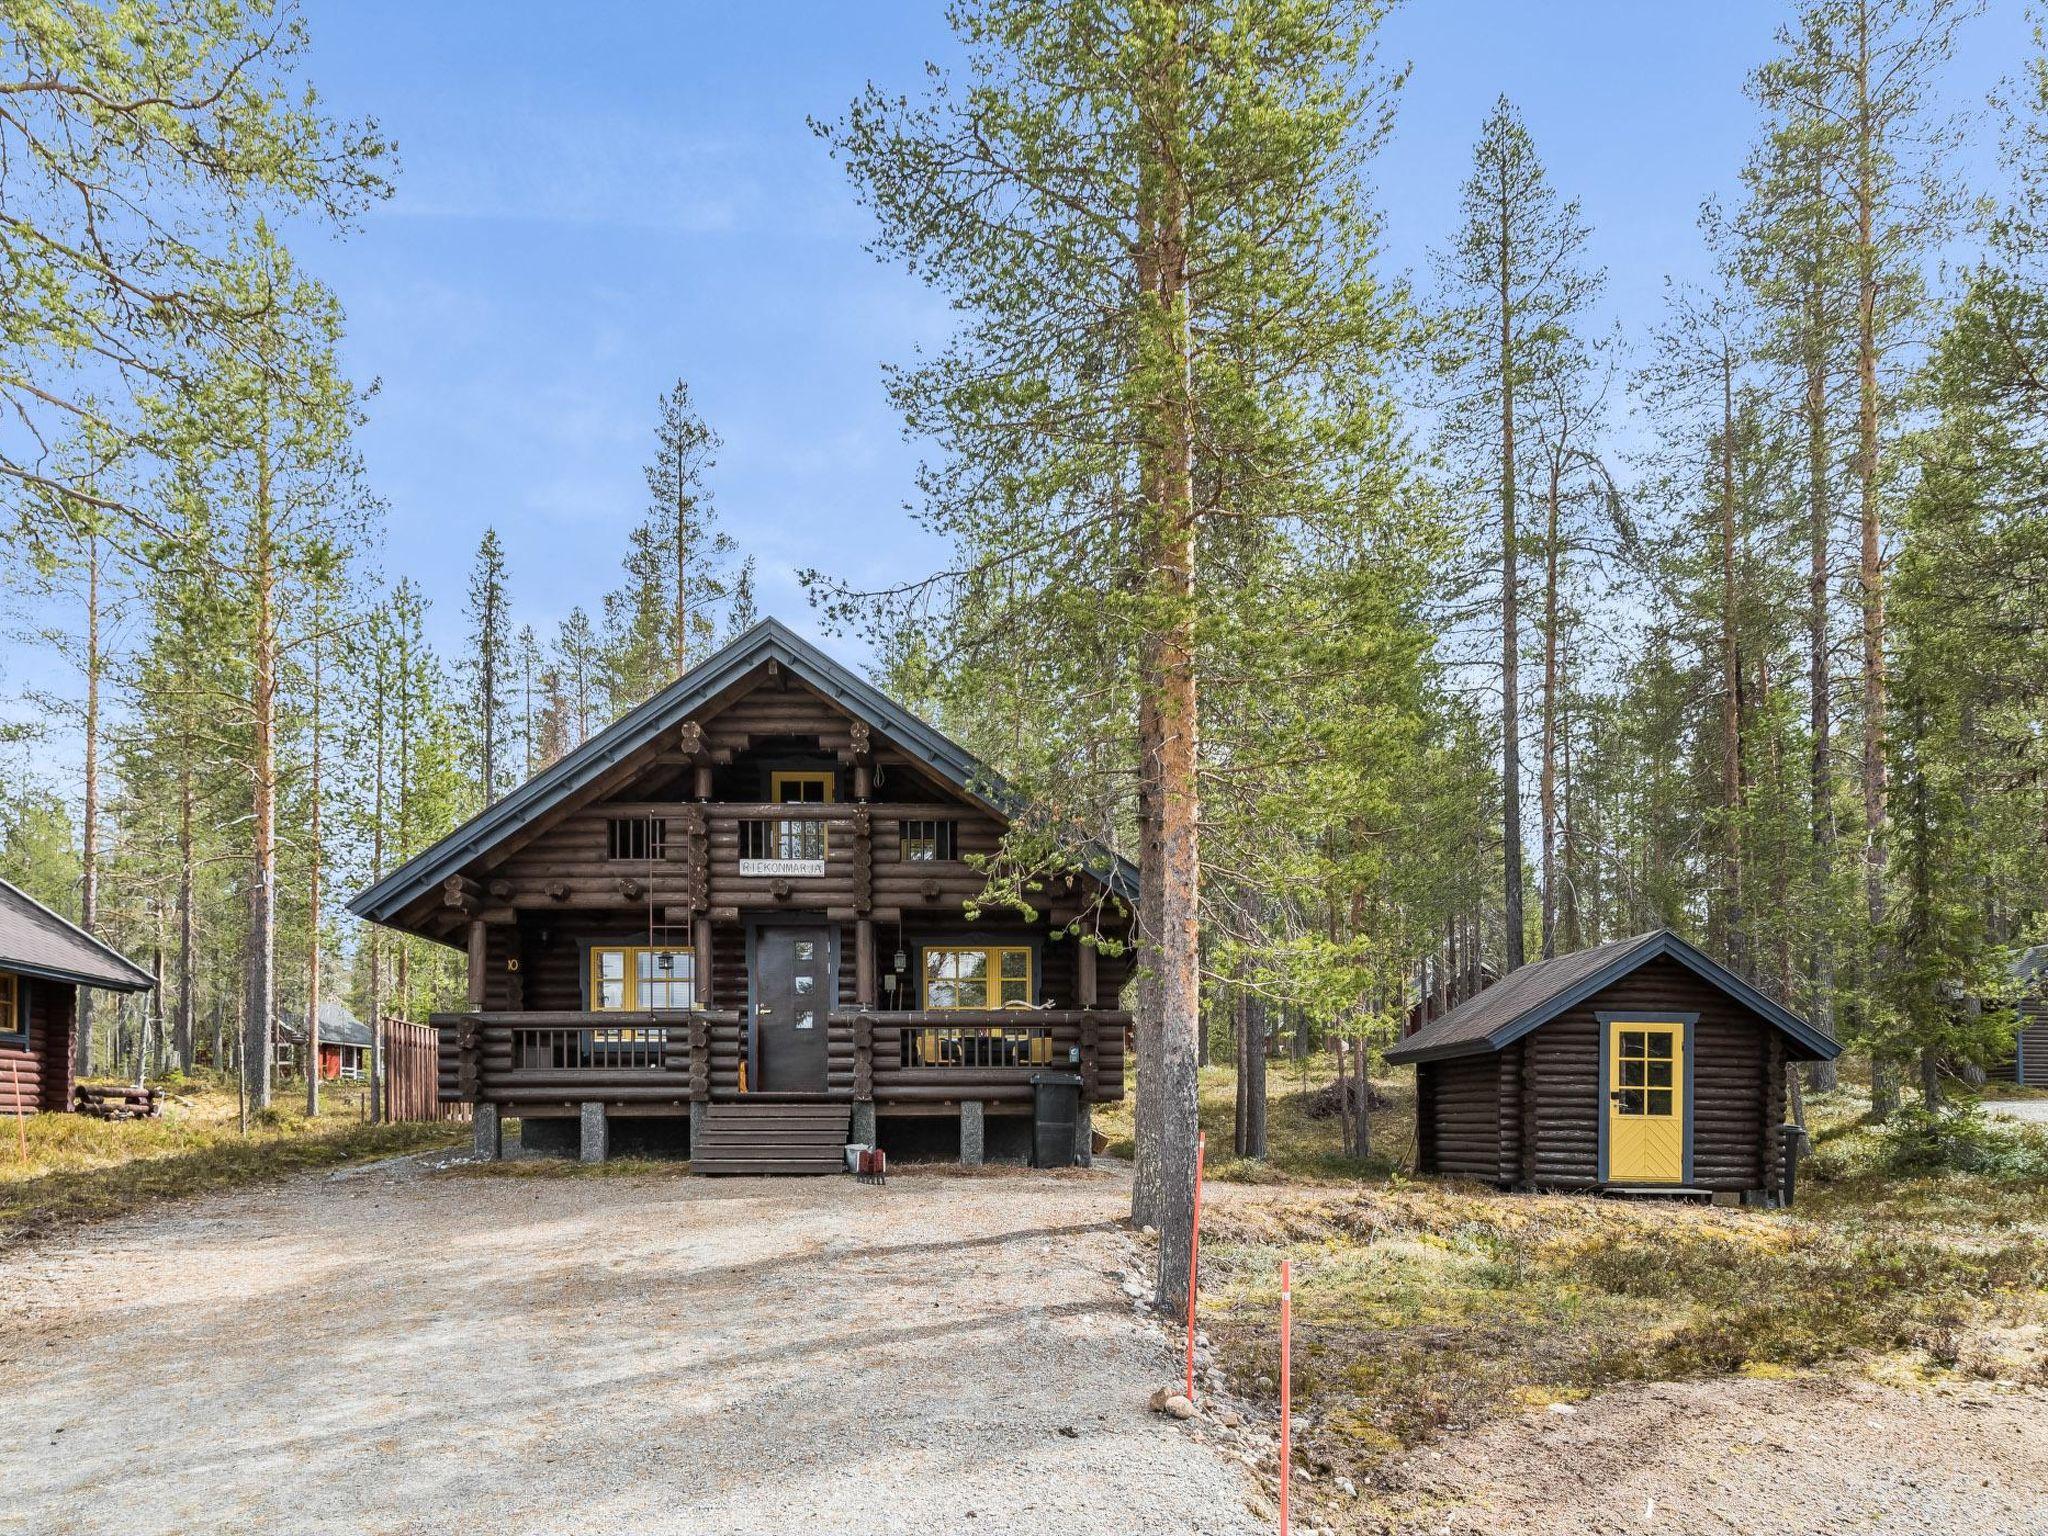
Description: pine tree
xmin=822 ymin=0 xmax=1419 ymax=1310
xmin=464 ymin=530 xmax=514 ymax=808
xmin=1432 ymin=97 xmax=1604 ymax=977
xmin=604 ymin=381 xmax=735 ymax=708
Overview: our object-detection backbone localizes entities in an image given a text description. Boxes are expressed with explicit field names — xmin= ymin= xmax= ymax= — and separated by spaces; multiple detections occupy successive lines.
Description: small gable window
xmin=607 ymin=818 xmax=666 ymax=861
xmin=901 ymin=820 xmax=958 ymax=862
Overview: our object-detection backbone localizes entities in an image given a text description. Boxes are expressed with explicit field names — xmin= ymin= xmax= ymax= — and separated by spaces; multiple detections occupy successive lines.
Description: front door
xmin=1606 ymin=1021 xmax=1685 ymax=1183
xmin=753 ymin=924 xmax=833 ymax=1092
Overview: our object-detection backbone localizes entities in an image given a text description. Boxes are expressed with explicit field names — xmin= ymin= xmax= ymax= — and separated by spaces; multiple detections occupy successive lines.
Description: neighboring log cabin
xmin=0 ymin=877 xmax=156 ymax=1116
xmin=1995 ymin=945 xmax=2048 ymax=1088
xmin=348 ymin=619 xmax=1134 ymax=1172
xmin=1386 ymin=929 xmax=1839 ymax=1203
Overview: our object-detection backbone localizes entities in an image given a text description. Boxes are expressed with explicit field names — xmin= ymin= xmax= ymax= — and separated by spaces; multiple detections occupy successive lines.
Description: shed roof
xmin=1383 ymin=928 xmax=1838 ymax=1065
xmin=0 ymin=878 xmax=155 ymax=993
xmin=347 ymin=617 xmax=1139 ymax=926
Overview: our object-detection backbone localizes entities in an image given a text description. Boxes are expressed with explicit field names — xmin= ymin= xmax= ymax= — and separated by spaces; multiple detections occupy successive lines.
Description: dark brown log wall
xmin=0 ymin=980 xmax=76 ymax=1114
xmin=1416 ymin=1053 xmax=1502 ymax=1180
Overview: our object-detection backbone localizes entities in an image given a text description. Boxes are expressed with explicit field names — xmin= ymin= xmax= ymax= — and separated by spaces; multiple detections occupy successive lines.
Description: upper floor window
xmin=606 ymin=817 xmax=666 ymax=861
xmin=767 ymin=772 xmax=833 ymax=860
xmin=590 ymin=946 xmax=696 ymax=1010
xmin=923 ymin=946 xmax=1032 ymax=1010
xmin=901 ymin=819 xmax=958 ymax=862
xmin=771 ymin=771 xmax=834 ymax=804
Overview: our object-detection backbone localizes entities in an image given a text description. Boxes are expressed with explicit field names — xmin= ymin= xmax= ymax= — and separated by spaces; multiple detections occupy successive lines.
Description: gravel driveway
xmin=1985 ymin=1096 xmax=2048 ymax=1125
xmin=0 ymin=1159 xmax=1261 ymax=1536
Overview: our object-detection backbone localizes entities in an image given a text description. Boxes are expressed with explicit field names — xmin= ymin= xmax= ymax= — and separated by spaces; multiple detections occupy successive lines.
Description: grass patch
xmin=0 ymin=1080 xmax=463 ymax=1244
xmin=1094 ymin=1057 xmax=1412 ymax=1184
xmin=1160 ymin=1060 xmax=2048 ymax=1482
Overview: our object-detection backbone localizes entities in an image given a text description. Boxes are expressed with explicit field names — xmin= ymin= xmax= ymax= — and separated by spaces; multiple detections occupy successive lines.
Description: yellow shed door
xmin=1607 ymin=1022 xmax=1685 ymax=1183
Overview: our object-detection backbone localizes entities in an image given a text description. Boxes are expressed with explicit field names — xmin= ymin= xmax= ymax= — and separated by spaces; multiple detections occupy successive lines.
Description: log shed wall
xmin=0 ymin=979 xmax=75 ymax=1115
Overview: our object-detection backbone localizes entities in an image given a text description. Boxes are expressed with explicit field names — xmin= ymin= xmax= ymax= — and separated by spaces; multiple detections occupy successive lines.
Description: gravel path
xmin=0 ymin=1159 xmax=1262 ymax=1536
xmin=1360 ymin=1371 xmax=2048 ymax=1535
xmin=1985 ymin=1097 xmax=2048 ymax=1125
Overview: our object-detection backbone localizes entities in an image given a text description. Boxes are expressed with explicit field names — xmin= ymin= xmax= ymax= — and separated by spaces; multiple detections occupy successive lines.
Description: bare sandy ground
xmin=6 ymin=1158 xmax=2044 ymax=1536
xmin=0 ymin=1157 xmax=1261 ymax=1536
xmin=1359 ymin=1371 xmax=2048 ymax=1536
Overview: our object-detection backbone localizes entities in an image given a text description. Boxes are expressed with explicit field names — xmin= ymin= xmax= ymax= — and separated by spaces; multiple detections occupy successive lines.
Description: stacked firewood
xmin=73 ymin=1085 xmax=165 ymax=1121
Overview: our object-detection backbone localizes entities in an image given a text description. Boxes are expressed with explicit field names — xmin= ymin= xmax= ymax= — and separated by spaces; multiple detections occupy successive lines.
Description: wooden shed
xmin=1385 ymin=929 xmax=1839 ymax=1202
xmin=0 ymin=877 xmax=155 ymax=1115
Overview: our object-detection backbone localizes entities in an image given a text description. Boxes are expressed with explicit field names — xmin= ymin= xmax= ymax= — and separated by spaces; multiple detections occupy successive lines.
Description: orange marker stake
xmin=1278 ymin=1257 xmax=1292 ymax=1536
xmin=9 ymin=1063 xmax=26 ymax=1162
xmin=1184 ymin=1129 xmax=1206 ymax=1402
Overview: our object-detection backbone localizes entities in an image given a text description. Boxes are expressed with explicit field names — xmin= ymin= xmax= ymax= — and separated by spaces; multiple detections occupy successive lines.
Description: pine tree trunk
xmin=306 ymin=627 xmax=324 ymax=1118
xmin=1853 ymin=5 xmax=1891 ymax=1119
xmin=244 ymin=437 xmax=278 ymax=1113
xmin=1498 ymin=188 xmax=1526 ymax=974
xmin=1145 ymin=54 xmax=1204 ymax=1313
xmin=1236 ymin=991 xmax=1253 ymax=1163
xmin=369 ymin=645 xmax=388 ymax=1124
xmin=76 ymin=530 xmax=102 ymax=1077
xmin=1719 ymin=342 xmax=1744 ymax=969
xmin=1540 ymin=461 xmax=1561 ymax=960
xmin=176 ymin=756 xmax=196 ymax=1072
xmin=1804 ymin=224 xmax=1839 ymax=1096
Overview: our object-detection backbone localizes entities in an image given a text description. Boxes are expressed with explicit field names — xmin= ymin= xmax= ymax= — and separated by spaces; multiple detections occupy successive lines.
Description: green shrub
xmin=1877 ymin=1103 xmax=2048 ymax=1180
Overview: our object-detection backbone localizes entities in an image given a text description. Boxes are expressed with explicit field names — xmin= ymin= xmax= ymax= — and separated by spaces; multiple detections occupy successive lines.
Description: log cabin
xmin=0 ymin=877 xmax=156 ymax=1116
xmin=276 ymin=1000 xmax=374 ymax=1082
xmin=1386 ymin=929 xmax=1839 ymax=1203
xmin=347 ymin=619 xmax=1134 ymax=1172
xmin=1994 ymin=945 xmax=2048 ymax=1089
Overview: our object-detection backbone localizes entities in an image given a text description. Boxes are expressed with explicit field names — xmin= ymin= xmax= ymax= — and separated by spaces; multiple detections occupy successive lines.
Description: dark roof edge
xmin=347 ymin=618 xmax=1138 ymax=924
xmin=1384 ymin=930 xmax=1839 ymax=1064
xmin=0 ymin=878 xmax=156 ymax=991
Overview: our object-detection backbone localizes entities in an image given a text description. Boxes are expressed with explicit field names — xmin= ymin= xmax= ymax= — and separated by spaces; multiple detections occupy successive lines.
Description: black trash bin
xmin=1030 ymin=1071 xmax=1084 ymax=1168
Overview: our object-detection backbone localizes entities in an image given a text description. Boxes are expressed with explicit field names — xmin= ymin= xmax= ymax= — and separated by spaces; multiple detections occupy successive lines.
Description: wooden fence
xmin=380 ymin=1017 xmax=467 ymax=1123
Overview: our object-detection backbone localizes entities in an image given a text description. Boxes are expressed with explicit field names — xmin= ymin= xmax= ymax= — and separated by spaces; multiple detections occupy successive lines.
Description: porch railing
xmin=431 ymin=1006 xmax=1130 ymax=1109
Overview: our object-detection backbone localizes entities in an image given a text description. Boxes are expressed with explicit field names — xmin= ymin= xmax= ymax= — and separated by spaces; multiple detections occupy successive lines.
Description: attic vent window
xmin=901 ymin=819 xmax=958 ymax=862
xmin=606 ymin=818 xmax=666 ymax=861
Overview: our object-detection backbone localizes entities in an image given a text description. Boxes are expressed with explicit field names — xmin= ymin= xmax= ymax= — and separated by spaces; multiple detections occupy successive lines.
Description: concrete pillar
xmin=851 ymin=1101 xmax=876 ymax=1147
xmin=1077 ymin=1103 xmax=1094 ymax=1167
xmin=580 ymin=1101 xmax=608 ymax=1164
xmin=473 ymin=1102 xmax=502 ymax=1162
xmin=959 ymin=1100 xmax=985 ymax=1166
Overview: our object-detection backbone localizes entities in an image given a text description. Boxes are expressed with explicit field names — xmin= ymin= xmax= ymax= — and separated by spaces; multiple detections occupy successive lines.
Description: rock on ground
xmin=0 ymin=1161 xmax=1263 ymax=1536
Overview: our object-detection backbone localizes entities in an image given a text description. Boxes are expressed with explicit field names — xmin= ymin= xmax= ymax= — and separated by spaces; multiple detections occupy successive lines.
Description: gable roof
xmin=1383 ymin=928 xmax=1838 ymax=1065
xmin=277 ymin=999 xmax=372 ymax=1048
xmin=0 ymin=878 xmax=155 ymax=992
xmin=348 ymin=616 xmax=1139 ymax=926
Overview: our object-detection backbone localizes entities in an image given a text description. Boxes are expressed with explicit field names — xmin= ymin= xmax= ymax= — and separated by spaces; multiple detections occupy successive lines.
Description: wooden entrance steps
xmin=691 ymin=1101 xmax=851 ymax=1176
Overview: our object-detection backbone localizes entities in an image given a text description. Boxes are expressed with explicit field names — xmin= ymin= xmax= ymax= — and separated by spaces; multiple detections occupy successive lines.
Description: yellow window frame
xmin=0 ymin=970 xmax=18 ymax=1038
xmin=768 ymin=772 xmax=834 ymax=860
xmin=921 ymin=945 xmax=1034 ymax=1010
xmin=770 ymin=771 xmax=835 ymax=804
xmin=589 ymin=945 xmax=697 ymax=1013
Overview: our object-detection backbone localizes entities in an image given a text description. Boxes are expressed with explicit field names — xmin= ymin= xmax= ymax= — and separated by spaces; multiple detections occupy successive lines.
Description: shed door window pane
xmin=1614 ymin=1028 xmax=1677 ymax=1119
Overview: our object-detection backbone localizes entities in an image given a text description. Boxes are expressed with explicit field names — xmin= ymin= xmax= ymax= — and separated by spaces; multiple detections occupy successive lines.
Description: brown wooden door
xmin=753 ymin=925 xmax=832 ymax=1092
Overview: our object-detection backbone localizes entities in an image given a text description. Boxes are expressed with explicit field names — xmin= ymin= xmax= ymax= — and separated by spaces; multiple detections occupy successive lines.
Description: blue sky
xmin=293 ymin=0 xmax=2030 ymax=668
xmin=25 ymin=0 xmax=2045 ymax=703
